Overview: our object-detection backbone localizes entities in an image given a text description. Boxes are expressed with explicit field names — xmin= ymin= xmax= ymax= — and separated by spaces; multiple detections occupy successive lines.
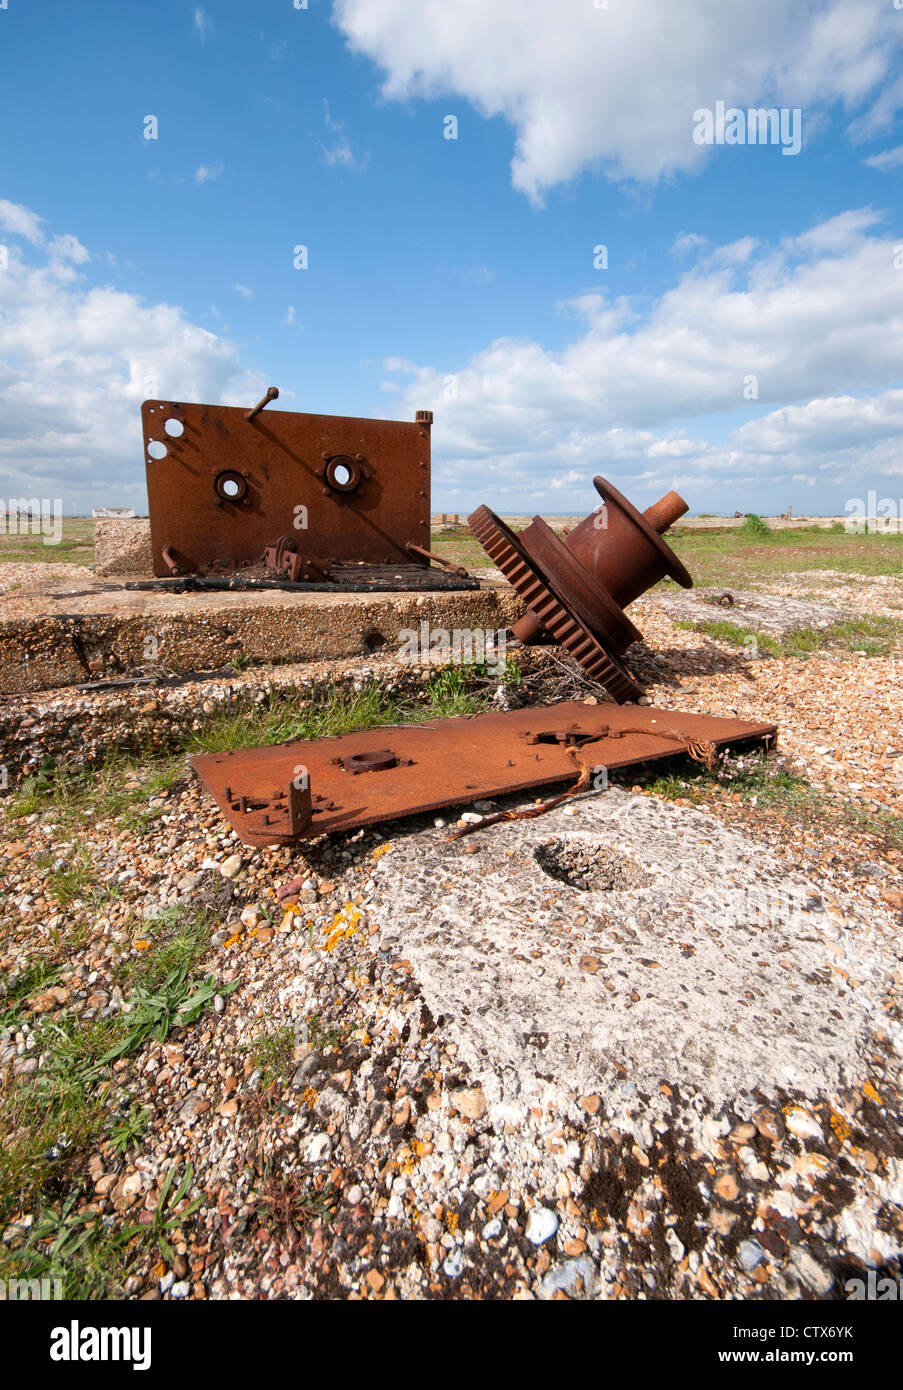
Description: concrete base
xmin=0 ymin=574 xmax=522 ymax=695
xmin=366 ymin=789 xmax=896 ymax=1109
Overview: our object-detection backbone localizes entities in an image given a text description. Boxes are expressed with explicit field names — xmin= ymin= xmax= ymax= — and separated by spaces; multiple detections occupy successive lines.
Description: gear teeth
xmin=469 ymin=506 xmax=641 ymax=703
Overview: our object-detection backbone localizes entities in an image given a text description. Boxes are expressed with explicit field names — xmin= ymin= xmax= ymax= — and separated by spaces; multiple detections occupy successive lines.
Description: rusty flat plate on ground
xmin=190 ymin=703 xmax=777 ymax=845
xmin=143 ymin=400 xmax=431 ymax=576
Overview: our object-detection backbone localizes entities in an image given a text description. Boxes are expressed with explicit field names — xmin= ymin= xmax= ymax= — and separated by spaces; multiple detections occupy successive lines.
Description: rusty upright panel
xmin=142 ymin=399 xmax=432 ymax=576
xmin=190 ymin=702 xmax=777 ymax=846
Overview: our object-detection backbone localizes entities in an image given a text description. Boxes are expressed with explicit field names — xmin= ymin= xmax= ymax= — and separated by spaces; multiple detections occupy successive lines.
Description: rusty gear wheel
xmin=469 ymin=505 xmax=642 ymax=702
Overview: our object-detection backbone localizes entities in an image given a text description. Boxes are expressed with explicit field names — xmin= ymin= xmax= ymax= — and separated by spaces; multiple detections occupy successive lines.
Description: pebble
xmin=525 ymin=1206 xmax=559 ymax=1245
xmin=784 ymin=1108 xmax=823 ymax=1140
xmin=305 ymin=1133 xmax=331 ymax=1163
xmin=219 ymin=854 xmax=243 ymax=879
xmin=538 ymin=1256 xmax=597 ymax=1300
xmin=450 ymin=1085 xmax=487 ymax=1120
xmin=737 ymin=1239 xmax=766 ymax=1271
xmin=789 ymin=1246 xmax=833 ymax=1295
xmin=714 ymin=1170 xmax=739 ymax=1201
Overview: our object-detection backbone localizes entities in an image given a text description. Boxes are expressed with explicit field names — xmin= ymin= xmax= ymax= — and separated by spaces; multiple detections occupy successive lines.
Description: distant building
xmin=92 ymin=507 xmax=136 ymax=519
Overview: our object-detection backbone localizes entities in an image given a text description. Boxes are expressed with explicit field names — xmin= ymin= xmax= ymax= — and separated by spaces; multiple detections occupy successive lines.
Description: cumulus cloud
xmin=863 ymin=143 xmax=903 ymax=170
xmin=0 ymin=202 xmax=263 ymax=509
xmin=0 ymin=199 xmax=44 ymax=245
xmin=333 ymin=0 xmax=902 ymax=202
xmin=380 ymin=209 xmax=903 ymax=506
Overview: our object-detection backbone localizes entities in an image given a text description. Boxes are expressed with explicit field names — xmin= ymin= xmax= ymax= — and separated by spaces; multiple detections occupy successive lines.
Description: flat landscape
xmin=1 ymin=521 xmax=901 ymax=1300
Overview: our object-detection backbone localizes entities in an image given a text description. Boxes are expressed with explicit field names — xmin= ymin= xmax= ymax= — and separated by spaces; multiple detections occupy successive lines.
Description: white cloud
xmin=195 ymin=162 xmax=224 ymax=183
xmin=671 ymin=232 xmax=708 ymax=259
xmin=380 ymin=209 xmax=903 ymax=505
xmin=283 ymin=305 xmax=299 ymax=327
xmin=233 ymin=283 xmax=254 ymax=301
xmin=863 ymin=143 xmax=903 ymax=170
xmin=0 ymin=205 xmax=263 ymax=508
xmin=0 ymin=199 xmax=44 ymax=245
xmin=319 ymin=99 xmax=366 ymax=170
xmin=333 ymin=0 xmax=903 ymax=202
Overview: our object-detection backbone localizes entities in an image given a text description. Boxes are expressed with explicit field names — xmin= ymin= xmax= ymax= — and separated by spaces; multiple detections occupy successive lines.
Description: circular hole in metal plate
xmin=147 ymin=439 xmax=168 ymax=459
xmin=164 ymin=418 xmax=185 ymax=438
xmin=215 ymin=470 xmax=248 ymax=501
xmin=325 ymin=455 xmax=361 ymax=492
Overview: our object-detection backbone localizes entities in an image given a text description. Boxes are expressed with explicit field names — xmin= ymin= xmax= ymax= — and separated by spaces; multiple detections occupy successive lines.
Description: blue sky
xmin=1 ymin=0 xmax=903 ymax=516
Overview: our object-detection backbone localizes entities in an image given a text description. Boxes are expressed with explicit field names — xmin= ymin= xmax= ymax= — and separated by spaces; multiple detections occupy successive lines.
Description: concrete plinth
xmin=0 ymin=575 xmax=522 ymax=695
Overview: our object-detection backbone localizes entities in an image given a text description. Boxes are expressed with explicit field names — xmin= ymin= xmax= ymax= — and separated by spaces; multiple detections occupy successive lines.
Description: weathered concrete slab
xmin=0 ymin=577 xmax=522 ymax=695
xmin=654 ymin=588 xmax=850 ymax=635
xmin=366 ymin=789 xmax=897 ymax=1110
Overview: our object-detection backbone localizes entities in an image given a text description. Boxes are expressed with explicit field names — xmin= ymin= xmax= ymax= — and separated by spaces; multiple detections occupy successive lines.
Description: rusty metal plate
xmin=190 ymin=703 xmax=777 ymax=846
xmin=143 ymin=399 xmax=432 ymax=576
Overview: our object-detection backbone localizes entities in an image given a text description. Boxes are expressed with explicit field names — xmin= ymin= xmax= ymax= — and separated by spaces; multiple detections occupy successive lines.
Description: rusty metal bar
xmin=406 ymin=542 xmax=470 ymax=578
xmin=245 ymin=386 xmax=280 ymax=422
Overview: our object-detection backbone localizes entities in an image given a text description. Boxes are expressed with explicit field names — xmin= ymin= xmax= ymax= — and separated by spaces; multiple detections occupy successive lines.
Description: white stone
xmin=525 ymin=1206 xmax=559 ymax=1245
xmin=784 ymin=1107 xmax=823 ymax=1140
xmin=305 ymin=1133 xmax=331 ymax=1163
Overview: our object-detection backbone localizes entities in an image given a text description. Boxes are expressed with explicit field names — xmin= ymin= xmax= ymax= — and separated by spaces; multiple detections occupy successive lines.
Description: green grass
xmin=109 ymin=1104 xmax=151 ymax=1155
xmin=644 ymin=748 xmax=903 ymax=850
xmin=675 ymin=614 xmax=903 ymax=657
xmin=430 ymin=516 xmax=903 ymax=587
xmin=0 ymin=1011 xmax=116 ymax=1221
xmin=6 ymin=754 xmax=185 ymax=834
xmin=1 ymin=1193 xmax=144 ymax=1299
xmin=185 ymin=666 xmax=497 ymax=756
xmin=0 ymin=901 xmax=230 ymax=1232
xmin=113 ymin=903 xmax=217 ymax=990
xmin=0 ymin=960 xmax=64 ymax=1029
xmin=185 ymin=683 xmax=399 ymax=754
xmin=0 ymin=1161 xmax=203 ymax=1298
xmin=0 ymin=517 xmax=95 ymax=566
xmin=245 ymin=1025 xmax=298 ymax=1087
xmin=663 ymin=525 xmax=903 ymax=587
xmin=738 ymin=513 xmax=772 ymax=536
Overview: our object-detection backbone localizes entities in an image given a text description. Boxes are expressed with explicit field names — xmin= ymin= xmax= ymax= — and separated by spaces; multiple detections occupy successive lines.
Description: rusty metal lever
xmin=245 ymin=386 xmax=280 ymax=422
xmin=406 ymin=542 xmax=469 ymax=578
